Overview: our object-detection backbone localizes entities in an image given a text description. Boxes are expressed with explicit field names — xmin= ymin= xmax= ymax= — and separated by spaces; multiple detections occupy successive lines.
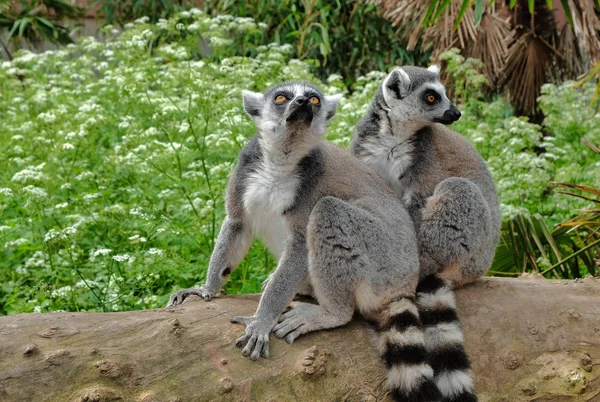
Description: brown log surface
xmin=0 ymin=276 xmax=599 ymax=402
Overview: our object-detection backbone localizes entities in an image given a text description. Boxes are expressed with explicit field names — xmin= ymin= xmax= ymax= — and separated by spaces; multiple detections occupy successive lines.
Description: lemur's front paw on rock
xmin=166 ymin=285 xmax=214 ymax=307
xmin=230 ymin=315 xmax=275 ymax=361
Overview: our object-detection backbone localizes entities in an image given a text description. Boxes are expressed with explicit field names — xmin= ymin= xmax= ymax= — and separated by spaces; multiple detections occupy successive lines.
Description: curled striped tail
xmin=417 ymin=275 xmax=478 ymax=402
xmin=375 ymin=297 xmax=442 ymax=402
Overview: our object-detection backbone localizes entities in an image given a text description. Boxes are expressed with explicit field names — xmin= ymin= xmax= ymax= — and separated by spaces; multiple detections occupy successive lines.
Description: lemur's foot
xmin=230 ymin=315 xmax=275 ymax=360
xmin=166 ymin=285 xmax=213 ymax=307
xmin=273 ymin=302 xmax=324 ymax=344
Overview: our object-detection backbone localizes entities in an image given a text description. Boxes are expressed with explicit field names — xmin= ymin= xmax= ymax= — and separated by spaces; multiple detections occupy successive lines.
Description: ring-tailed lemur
xmin=351 ymin=66 xmax=501 ymax=402
xmin=168 ymin=81 xmax=443 ymax=401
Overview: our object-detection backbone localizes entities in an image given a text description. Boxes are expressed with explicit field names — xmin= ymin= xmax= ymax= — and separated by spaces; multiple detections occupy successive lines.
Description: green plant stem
xmin=540 ymin=237 xmax=600 ymax=275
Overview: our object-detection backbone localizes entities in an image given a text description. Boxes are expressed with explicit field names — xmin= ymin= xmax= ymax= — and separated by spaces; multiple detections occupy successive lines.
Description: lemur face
xmin=382 ymin=66 xmax=461 ymax=126
xmin=242 ymin=82 xmax=342 ymax=139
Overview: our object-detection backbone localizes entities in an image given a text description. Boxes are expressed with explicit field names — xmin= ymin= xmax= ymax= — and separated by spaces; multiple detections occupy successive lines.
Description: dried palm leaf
xmin=499 ymin=32 xmax=554 ymax=119
xmin=464 ymin=12 xmax=513 ymax=88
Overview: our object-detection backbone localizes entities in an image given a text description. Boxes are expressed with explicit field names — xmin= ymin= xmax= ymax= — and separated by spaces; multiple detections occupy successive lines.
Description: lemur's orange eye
xmin=427 ymin=95 xmax=436 ymax=104
xmin=275 ymin=95 xmax=287 ymax=104
xmin=309 ymin=96 xmax=320 ymax=105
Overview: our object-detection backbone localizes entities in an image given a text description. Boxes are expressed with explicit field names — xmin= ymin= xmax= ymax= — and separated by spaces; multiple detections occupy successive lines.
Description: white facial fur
xmin=242 ymin=84 xmax=342 ymax=140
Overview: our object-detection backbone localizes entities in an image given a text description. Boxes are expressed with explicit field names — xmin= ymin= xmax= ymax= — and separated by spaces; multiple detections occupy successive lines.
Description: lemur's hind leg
xmin=273 ymin=196 xmax=366 ymax=343
xmin=419 ymin=177 xmax=492 ymax=286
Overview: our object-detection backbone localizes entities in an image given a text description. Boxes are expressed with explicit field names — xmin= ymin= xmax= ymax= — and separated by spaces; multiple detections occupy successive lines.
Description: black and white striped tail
xmin=375 ymin=297 xmax=442 ymax=402
xmin=417 ymin=275 xmax=478 ymax=402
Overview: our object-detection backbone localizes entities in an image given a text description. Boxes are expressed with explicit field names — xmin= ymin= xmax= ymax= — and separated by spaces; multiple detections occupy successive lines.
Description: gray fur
xmin=168 ymin=81 xmax=441 ymax=401
xmin=351 ymin=66 xmax=501 ymax=401
xmin=351 ymin=67 xmax=500 ymax=284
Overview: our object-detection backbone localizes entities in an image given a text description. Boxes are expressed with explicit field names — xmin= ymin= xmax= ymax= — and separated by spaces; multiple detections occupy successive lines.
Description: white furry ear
xmin=324 ymin=94 xmax=343 ymax=120
xmin=383 ymin=68 xmax=411 ymax=105
xmin=242 ymin=90 xmax=264 ymax=118
xmin=427 ymin=64 xmax=440 ymax=75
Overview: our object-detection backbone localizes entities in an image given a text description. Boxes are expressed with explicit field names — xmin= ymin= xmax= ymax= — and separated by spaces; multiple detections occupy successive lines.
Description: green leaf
xmin=560 ymin=0 xmax=574 ymax=25
xmin=453 ymin=0 xmax=471 ymax=31
xmin=433 ymin=0 xmax=452 ymax=22
xmin=474 ymin=0 xmax=485 ymax=27
xmin=546 ymin=0 xmax=553 ymax=8
xmin=509 ymin=0 xmax=517 ymax=8
xmin=528 ymin=0 xmax=534 ymax=13
xmin=422 ymin=0 xmax=440 ymax=28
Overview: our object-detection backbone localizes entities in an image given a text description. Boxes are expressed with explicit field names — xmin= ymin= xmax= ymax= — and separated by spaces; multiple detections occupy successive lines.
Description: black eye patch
xmin=423 ymin=90 xmax=440 ymax=104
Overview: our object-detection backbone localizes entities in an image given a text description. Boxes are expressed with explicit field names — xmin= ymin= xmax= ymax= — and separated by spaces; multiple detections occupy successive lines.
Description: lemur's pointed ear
xmin=427 ymin=64 xmax=440 ymax=75
xmin=383 ymin=68 xmax=411 ymax=104
xmin=242 ymin=90 xmax=264 ymax=118
xmin=324 ymin=94 xmax=343 ymax=120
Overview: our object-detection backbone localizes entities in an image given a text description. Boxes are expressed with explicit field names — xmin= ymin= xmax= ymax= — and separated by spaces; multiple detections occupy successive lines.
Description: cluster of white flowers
xmin=44 ymin=226 xmax=77 ymax=243
xmin=129 ymin=234 xmax=147 ymax=243
xmin=147 ymin=248 xmax=164 ymax=257
xmin=11 ymin=164 xmax=47 ymax=183
xmin=89 ymin=248 xmax=112 ymax=260
xmin=22 ymin=185 xmax=48 ymax=199
xmin=112 ymin=254 xmax=134 ymax=262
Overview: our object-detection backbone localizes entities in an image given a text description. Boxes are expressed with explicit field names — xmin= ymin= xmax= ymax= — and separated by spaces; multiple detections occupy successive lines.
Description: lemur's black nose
xmin=450 ymin=104 xmax=461 ymax=119
xmin=295 ymin=96 xmax=308 ymax=105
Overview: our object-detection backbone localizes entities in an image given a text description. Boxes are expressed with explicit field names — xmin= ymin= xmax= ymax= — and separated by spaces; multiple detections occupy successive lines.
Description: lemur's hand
xmin=166 ymin=285 xmax=214 ymax=307
xmin=230 ymin=315 xmax=275 ymax=360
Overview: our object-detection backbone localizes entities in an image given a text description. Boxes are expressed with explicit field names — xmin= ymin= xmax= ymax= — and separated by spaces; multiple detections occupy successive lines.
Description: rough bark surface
xmin=0 ymin=276 xmax=599 ymax=402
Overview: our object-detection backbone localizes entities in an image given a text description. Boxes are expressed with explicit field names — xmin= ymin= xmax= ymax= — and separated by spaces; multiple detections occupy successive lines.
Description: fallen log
xmin=0 ymin=276 xmax=599 ymax=402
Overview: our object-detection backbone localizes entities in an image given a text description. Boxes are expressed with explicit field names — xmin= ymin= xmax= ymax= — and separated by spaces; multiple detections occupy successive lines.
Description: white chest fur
xmin=358 ymin=134 xmax=413 ymax=199
xmin=243 ymin=162 xmax=299 ymax=259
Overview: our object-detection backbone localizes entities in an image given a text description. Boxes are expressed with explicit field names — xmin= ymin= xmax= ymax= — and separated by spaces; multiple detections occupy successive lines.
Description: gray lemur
xmin=168 ymin=81 xmax=444 ymax=401
xmin=351 ymin=66 xmax=501 ymax=402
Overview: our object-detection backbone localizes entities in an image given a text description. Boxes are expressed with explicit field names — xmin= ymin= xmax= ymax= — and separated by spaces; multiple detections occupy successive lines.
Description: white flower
xmin=44 ymin=226 xmax=76 ymax=242
xmin=24 ymin=251 xmax=47 ymax=268
xmin=51 ymin=286 xmax=73 ymax=298
xmin=112 ymin=254 xmax=132 ymax=262
xmin=83 ymin=193 xmax=101 ymax=201
xmin=5 ymin=238 xmax=28 ymax=248
xmin=0 ymin=225 xmax=12 ymax=231
xmin=147 ymin=248 xmax=164 ymax=257
xmin=90 ymin=248 xmax=112 ymax=260
xmin=55 ymin=202 xmax=69 ymax=209
xmin=0 ymin=188 xmax=13 ymax=197
xmin=11 ymin=165 xmax=47 ymax=183
xmin=62 ymin=143 xmax=75 ymax=150
xmin=129 ymin=234 xmax=147 ymax=243
xmin=22 ymin=185 xmax=48 ymax=199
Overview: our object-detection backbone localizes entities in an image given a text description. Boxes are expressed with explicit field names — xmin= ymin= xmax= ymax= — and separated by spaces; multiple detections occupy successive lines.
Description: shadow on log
xmin=0 ymin=276 xmax=599 ymax=402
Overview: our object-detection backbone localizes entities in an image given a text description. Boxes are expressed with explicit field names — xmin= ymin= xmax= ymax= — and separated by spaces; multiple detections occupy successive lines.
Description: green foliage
xmin=0 ymin=11 xmax=308 ymax=314
xmin=90 ymin=0 xmax=187 ymax=26
xmin=0 ymin=0 xmax=83 ymax=58
xmin=0 ymin=12 xmax=597 ymax=315
xmin=195 ymin=0 xmax=428 ymax=85
xmin=424 ymin=0 xmax=583 ymax=28
xmin=441 ymin=49 xmax=600 ymax=278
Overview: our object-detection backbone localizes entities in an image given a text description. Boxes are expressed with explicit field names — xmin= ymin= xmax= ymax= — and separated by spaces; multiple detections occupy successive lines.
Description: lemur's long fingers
xmin=260 ymin=335 xmax=269 ymax=358
xmin=273 ymin=320 xmax=303 ymax=339
xmin=241 ymin=334 xmax=258 ymax=357
xmin=251 ymin=334 xmax=268 ymax=360
xmin=234 ymin=333 xmax=249 ymax=347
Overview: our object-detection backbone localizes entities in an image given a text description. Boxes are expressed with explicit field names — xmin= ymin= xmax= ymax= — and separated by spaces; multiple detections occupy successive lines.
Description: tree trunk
xmin=0 ymin=276 xmax=599 ymax=402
